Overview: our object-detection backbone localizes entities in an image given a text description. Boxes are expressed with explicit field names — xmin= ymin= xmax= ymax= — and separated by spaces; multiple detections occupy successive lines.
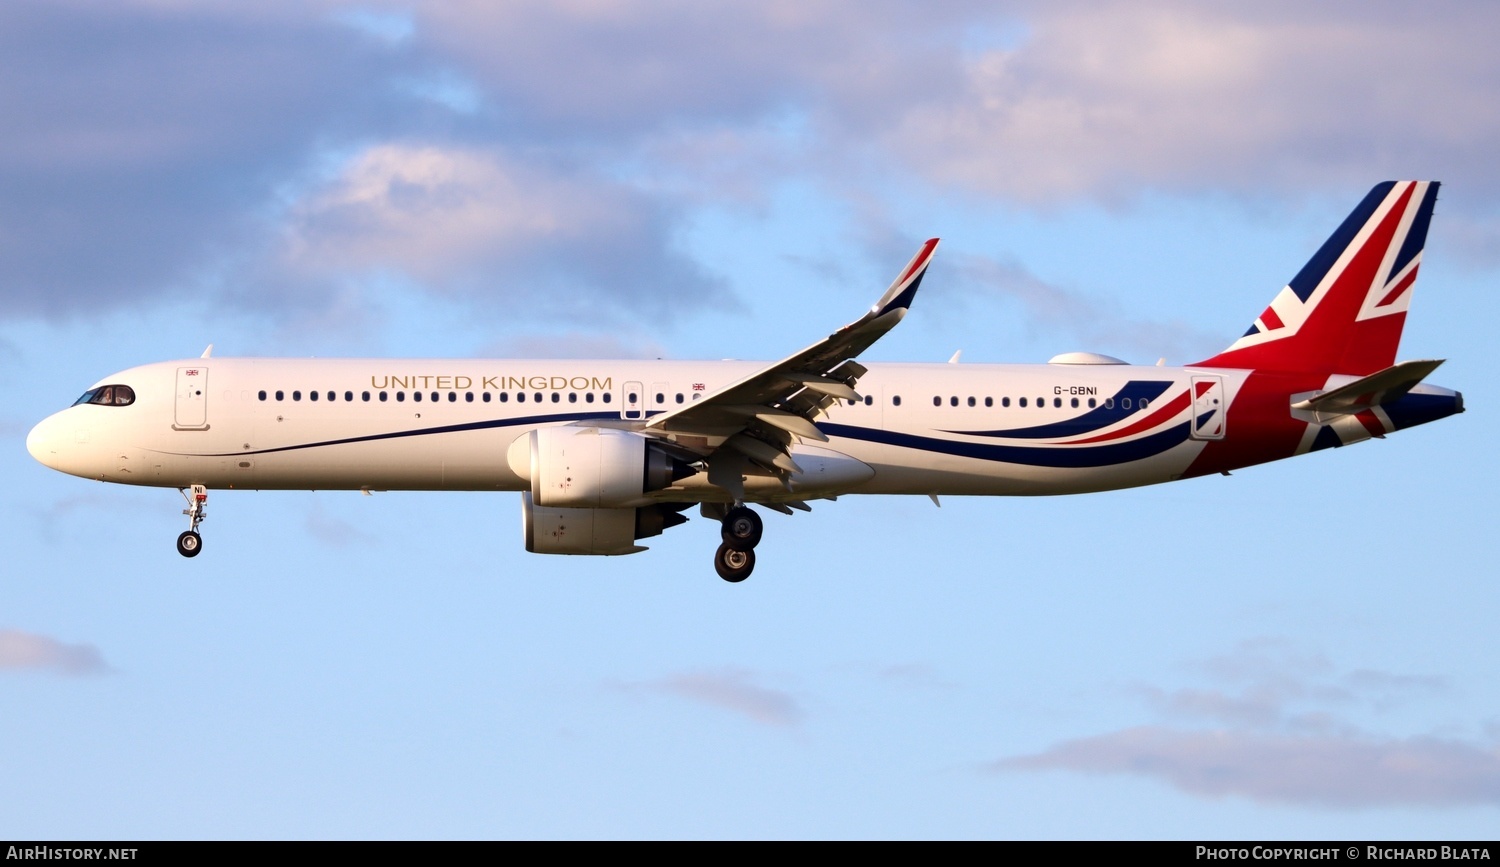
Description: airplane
xmin=26 ymin=180 xmax=1463 ymax=582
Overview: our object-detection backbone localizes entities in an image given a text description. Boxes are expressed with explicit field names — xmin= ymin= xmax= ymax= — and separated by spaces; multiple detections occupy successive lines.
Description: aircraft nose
xmin=26 ymin=414 xmax=61 ymax=469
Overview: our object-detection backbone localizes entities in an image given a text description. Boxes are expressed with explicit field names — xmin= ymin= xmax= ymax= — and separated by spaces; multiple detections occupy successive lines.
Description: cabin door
xmin=174 ymin=366 xmax=210 ymax=430
xmin=1189 ymin=375 xmax=1225 ymax=441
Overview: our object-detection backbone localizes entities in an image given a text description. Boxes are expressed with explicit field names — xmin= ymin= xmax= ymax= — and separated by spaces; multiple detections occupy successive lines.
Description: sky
xmin=2 ymin=0 xmax=1498 ymax=840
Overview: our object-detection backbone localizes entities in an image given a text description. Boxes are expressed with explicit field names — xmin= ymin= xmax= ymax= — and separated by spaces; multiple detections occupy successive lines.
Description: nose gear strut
xmin=177 ymin=484 xmax=207 ymax=558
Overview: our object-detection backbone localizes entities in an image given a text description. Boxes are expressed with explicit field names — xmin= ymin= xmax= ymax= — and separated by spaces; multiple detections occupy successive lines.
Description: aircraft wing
xmin=645 ymin=238 xmax=939 ymax=495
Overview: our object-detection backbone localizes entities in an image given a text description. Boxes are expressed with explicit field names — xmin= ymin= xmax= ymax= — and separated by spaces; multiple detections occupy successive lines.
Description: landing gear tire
xmin=715 ymin=542 xmax=755 ymax=583
xmin=177 ymin=531 xmax=203 ymax=558
xmin=721 ymin=506 xmax=763 ymax=551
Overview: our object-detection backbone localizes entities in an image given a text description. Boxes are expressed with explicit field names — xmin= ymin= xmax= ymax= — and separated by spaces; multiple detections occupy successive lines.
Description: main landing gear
xmin=177 ymin=484 xmax=207 ymax=558
xmin=714 ymin=505 xmax=763 ymax=583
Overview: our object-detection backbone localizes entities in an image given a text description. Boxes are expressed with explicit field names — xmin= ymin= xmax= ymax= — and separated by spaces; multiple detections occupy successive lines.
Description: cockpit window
xmin=71 ymin=384 xmax=135 ymax=407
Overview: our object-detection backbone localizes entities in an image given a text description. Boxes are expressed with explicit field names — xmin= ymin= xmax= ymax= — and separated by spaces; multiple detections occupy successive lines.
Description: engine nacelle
xmin=522 ymin=492 xmax=690 ymax=555
xmin=509 ymin=426 xmax=694 ymax=508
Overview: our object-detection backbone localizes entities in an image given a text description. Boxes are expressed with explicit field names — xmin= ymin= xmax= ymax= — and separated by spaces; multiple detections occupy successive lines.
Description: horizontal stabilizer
xmin=1291 ymin=359 xmax=1444 ymax=421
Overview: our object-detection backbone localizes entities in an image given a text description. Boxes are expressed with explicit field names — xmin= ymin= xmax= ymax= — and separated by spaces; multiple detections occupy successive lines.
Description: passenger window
xmin=967 ymin=396 xmax=976 ymax=407
xmin=1140 ymin=398 xmax=1149 ymax=410
xmin=448 ymin=392 xmax=457 ymax=402
xmin=602 ymin=392 xmax=612 ymax=403
xmin=501 ymin=393 xmax=510 ymax=403
xmin=551 ymin=393 xmax=561 ymax=403
xmin=865 ymin=396 xmax=873 ymax=405
xmin=293 ymin=391 xmax=302 ymax=401
xmin=362 ymin=391 xmax=370 ymax=402
xmin=950 ymin=396 xmax=958 ymax=407
xmin=585 ymin=393 xmax=594 ymax=403
xmin=1019 ymin=397 xmax=1027 ymax=407
xmin=1088 ymin=398 xmax=1096 ymax=408
xmin=675 ymin=393 xmax=684 ymax=404
xmin=396 ymin=392 xmax=405 ymax=402
xmin=310 ymin=391 xmax=319 ymax=402
xmin=933 ymin=396 xmax=941 ymax=407
xmin=413 ymin=392 xmax=422 ymax=402
xmin=1036 ymin=397 xmax=1044 ymax=408
xmin=258 ymin=390 xmax=267 ymax=401
xmin=569 ymin=393 xmax=577 ymax=403
xmin=327 ymin=391 xmax=335 ymax=401
xmin=892 ymin=395 xmax=901 ymax=406
xmin=465 ymin=392 xmax=474 ymax=402
xmin=655 ymin=393 xmax=664 ymax=404
xmin=276 ymin=390 xmax=285 ymax=401
xmin=1105 ymin=398 xmax=1114 ymax=409
xmin=1122 ymin=398 xmax=1132 ymax=409
xmin=1071 ymin=397 xmax=1079 ymax=408
xmin=534 ymin=393 xmax=542 ymax=403
xmin=483 ymin=392 xmax=491 ymax=402
xmin=379 ymin=392 xmax=387 ymax=402
xmin=1002 ymin=397 xmax=1010 ymax=407
xmin=985 ymin=397 xmax=992 ymax=407
xmin=1054 ymin=398 xmax=1062 ymax=408
xmin=431 ymin=392 xmax=439 ymax=403
xmin=517 ymin=392 xmax=525 ymax=402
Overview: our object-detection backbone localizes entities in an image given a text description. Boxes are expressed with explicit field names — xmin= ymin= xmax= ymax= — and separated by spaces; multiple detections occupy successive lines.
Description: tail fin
xmin=1195 ymin=181 xmax=1440 ymax=375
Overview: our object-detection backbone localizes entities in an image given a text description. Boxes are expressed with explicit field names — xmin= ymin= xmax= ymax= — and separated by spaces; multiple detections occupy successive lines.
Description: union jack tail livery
xmin=1196 ymin=181 xmax=1439 ymax=376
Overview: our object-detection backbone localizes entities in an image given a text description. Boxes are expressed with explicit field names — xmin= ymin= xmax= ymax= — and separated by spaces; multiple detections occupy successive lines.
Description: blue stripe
xmin=1388 ymin=182 xmax=1439 ymax=283
xmin=199 ymin=411 xmax=620 ymax=457
xmin=941 ymin=380 xmax=1174 ymax=439
xmin=1310 ymin=425 xmax=1343 ymax=452
xmin=876 ymin=268 xmax=928 ymax=317
xmin=1287 ymin=182 xmax=1395 ymax=302
xmin=821 ymin=421 xmax=1191 ymax=468
xmin=1383 ymin=391 xmax=1462 ymax=431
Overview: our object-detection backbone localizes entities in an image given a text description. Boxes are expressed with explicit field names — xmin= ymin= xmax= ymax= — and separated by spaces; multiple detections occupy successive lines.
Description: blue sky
xmin=2 ymin=0 xmax=1497 ymax=839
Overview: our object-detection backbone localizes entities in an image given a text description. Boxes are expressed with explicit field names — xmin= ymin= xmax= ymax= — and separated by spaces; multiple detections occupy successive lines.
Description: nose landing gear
xmin=177 ymin=484 xmax=207 ymax=558
xmin=714 ymin=505 xmax=763 ymax=582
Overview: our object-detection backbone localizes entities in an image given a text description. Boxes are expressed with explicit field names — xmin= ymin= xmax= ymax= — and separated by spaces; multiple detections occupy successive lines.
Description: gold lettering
xmin=371 ymin=375 xmax=389 ymax=389
xmin=455 ymin=376 xmax=472 ymax=389
xmin=482 ymin=376 xmax=498 ymax=389
xmin=569 ymin=376 xmax=590 ymax=390
xmin=528 ymin=376 xmax=547 ymax=389
xmin=418 ymin=375 xmax=433 ymax=388
xmin=550 ymin=376 xmax=568 ymax=389
xmin=391 ymin=375 xmax=410 ymax=388
xmin=437 ymin=376 xmax=452 ymax=389
xmin=591 ymin=377 xmax=613 ymax=390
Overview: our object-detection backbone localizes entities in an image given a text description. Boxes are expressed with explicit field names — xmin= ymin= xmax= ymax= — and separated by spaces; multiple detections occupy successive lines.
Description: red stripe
xmin=1355 ymin=409 xmax=1387 ymax=437
xmin=1259 ymin=305 xmax=1285 ymax=330
xmin=1377 ymin=265 xmax=1418 ymax=308
xmin=1068 ymin=390 xmax=1191 ymax=444
xmin=899 ymin=238 xmax=940 ymax=283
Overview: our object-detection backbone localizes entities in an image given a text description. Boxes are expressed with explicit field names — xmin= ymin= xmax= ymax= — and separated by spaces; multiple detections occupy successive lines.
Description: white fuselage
xmin=27 ymin=356 xmax=1245 ymax=500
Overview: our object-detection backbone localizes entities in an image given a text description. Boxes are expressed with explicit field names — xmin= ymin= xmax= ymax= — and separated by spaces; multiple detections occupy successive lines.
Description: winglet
xmin=870 ymin=238 xmax=940 ymax=318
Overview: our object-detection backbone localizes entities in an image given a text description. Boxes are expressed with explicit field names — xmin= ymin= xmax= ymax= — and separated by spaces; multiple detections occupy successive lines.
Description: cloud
xmin=12 ymin=0 xmax=1500 ymax=336
xmin=627 ymin=667 xmax=803 ymax=727
xmin=0 ymin=629 xmax=110 ymax=676
xmin=0 ymin=2 xmax=404 ymax=318
xmin=995 ymin=727 xmax=1500 ymax=808
xmin=273 ymin=143 xmax=726 ymax=320
xmin=889 ymin=2 xmax=1500 ymax=203
xmin=949 ymin=251 xmax=1224 ymax=362
xmin=994 ymin=640 xmax=1494 ymax=808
